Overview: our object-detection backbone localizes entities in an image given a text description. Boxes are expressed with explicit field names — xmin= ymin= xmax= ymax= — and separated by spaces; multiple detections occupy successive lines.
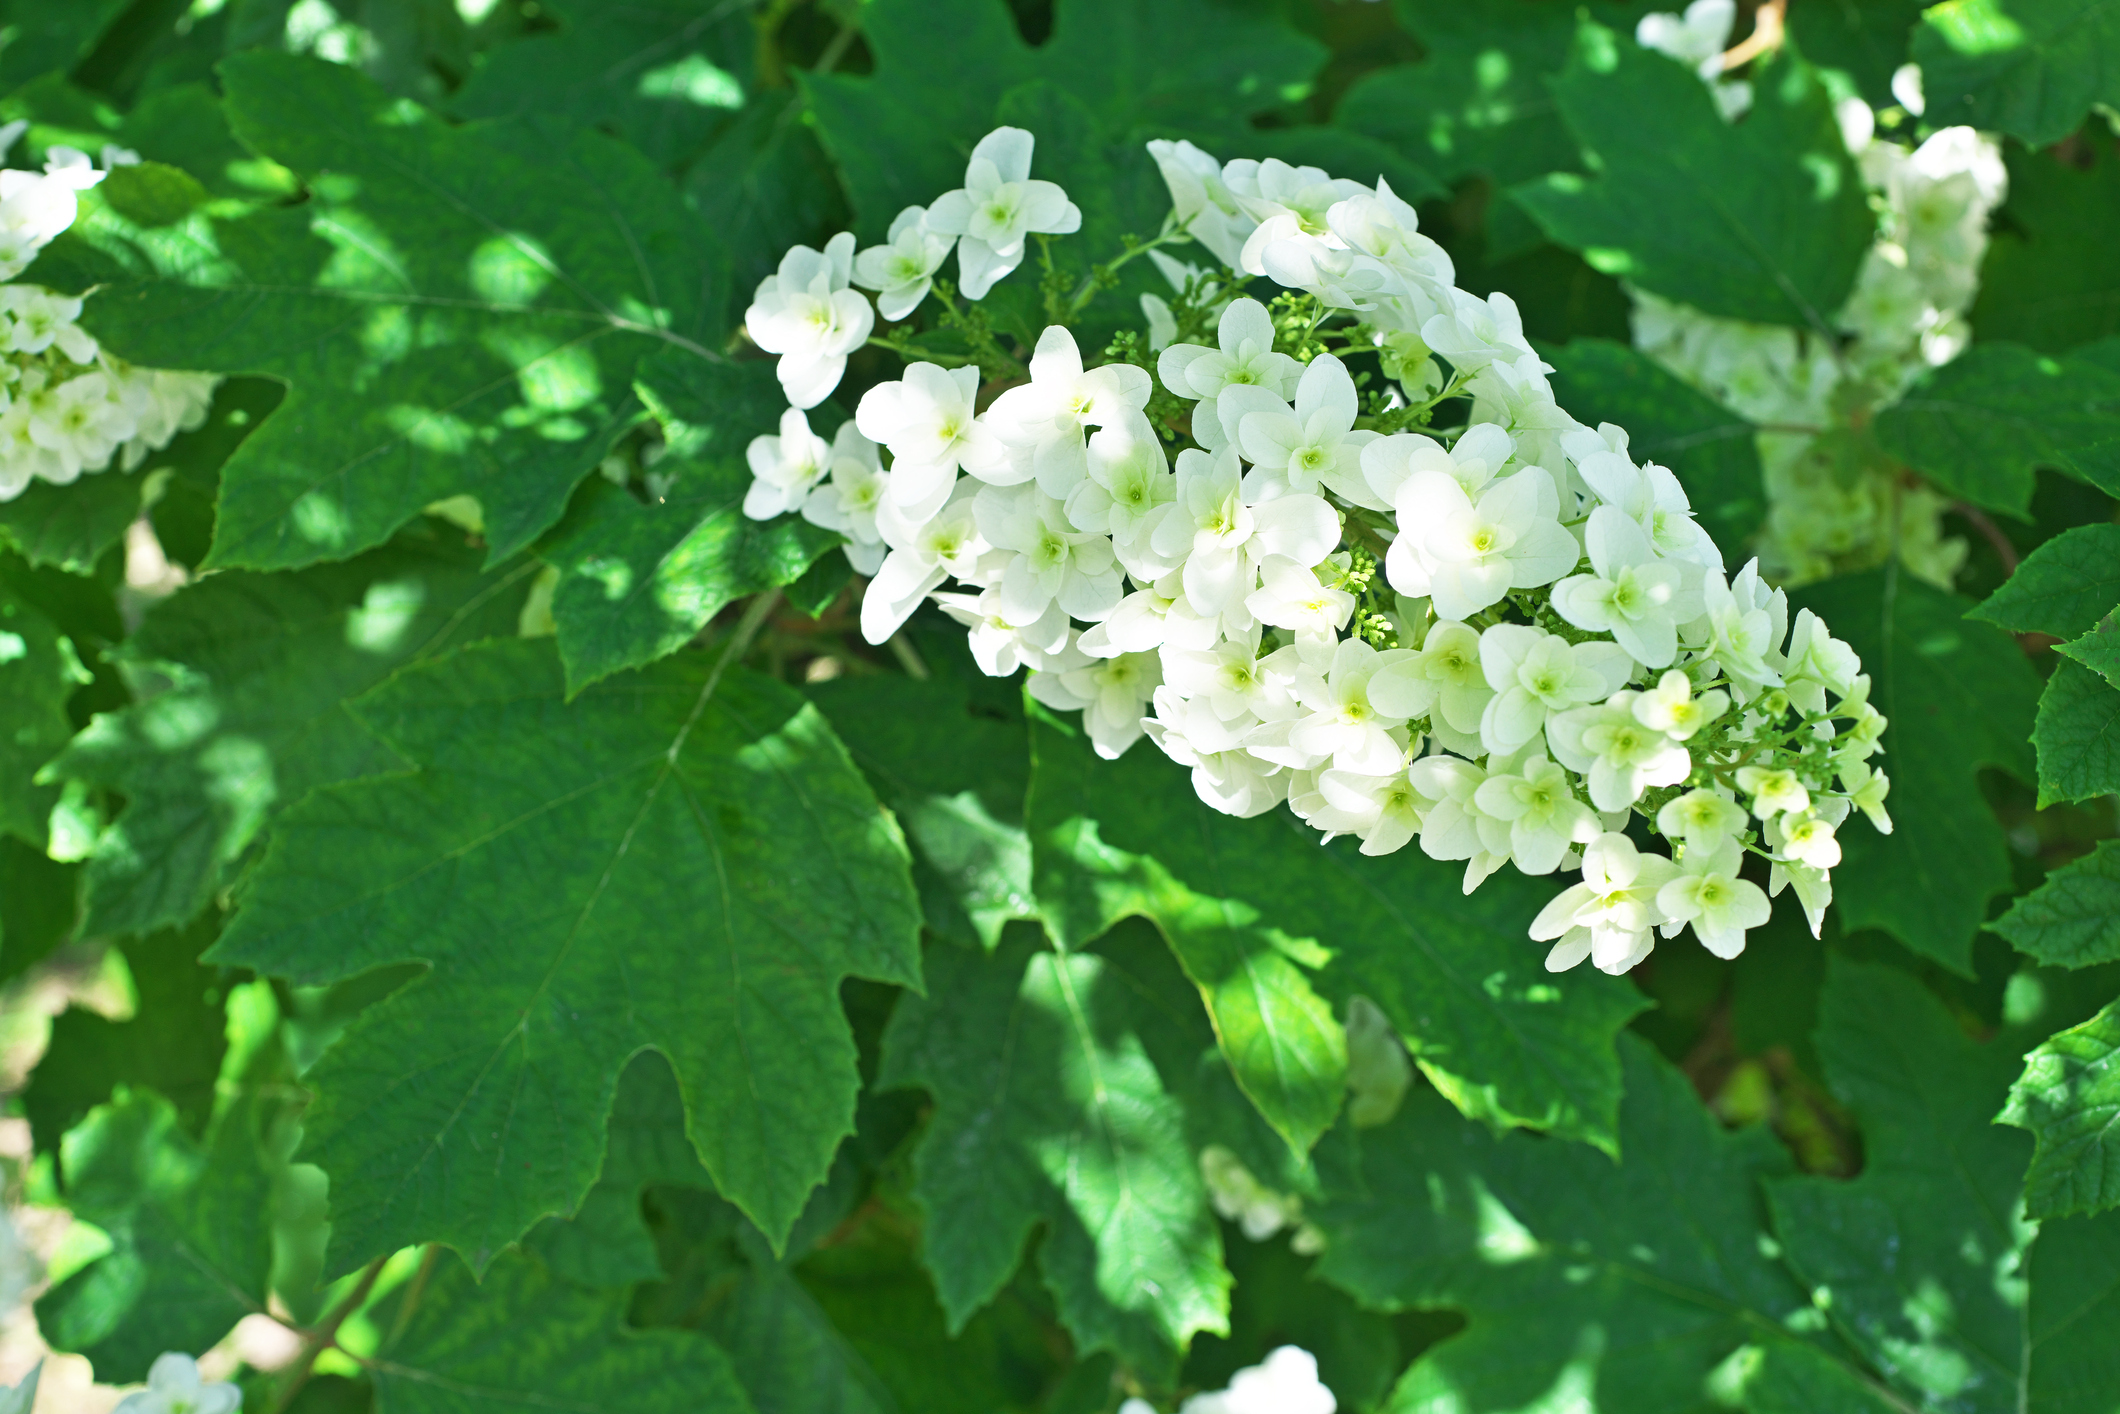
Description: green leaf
xmin=1764 ymin=955 xmax=2120 ymax=1413
xmin=2055 ymin=612 xmax=2120 ymax=687
xmin=1310 ymin=1037 xmax=1878 ymax=1410
xmin=1544 ymin=336 xmax=1767 ymax=550
xmin=0 ymin=475 xmax=141 ymax=579
xmin=1786 ymin=0 xmax=1929 ymax=106
xmin=877 ymin=926 xmax=1231 ymax=1381
xmin=209 ymin=637 xmax=921 ymax=1269
xmin=82 ymin=50 xmax=711 ymax=573
xmin=1028 ymin=719 xmax=1344 ymax=1154
xmin=1183 ymin=1234 xmax=1405 ymax=1414
xmin=808 ymin=669 xmax=1037 ymax=952
xmin=0 ymin=581 xmax=79 ymax=848
xmin=0 ymin=0 xmax=131 ymax=87
xmin=369 ymin=1247 xmax=754 ymax=1414
xmin=681 ymin=93 xmax=852 ymax=332
xmin=542 ymin=354 xmax=840 ymax=692
xmin=1334 ymin=0 xmax=1587 ymax=193
xmin=22 ymin=914 xmax=228 ymax=1155
xmin=1026 ymin=712 xmax=1645 ymax=1156
xmin=0 ymin=838 xmax=79 ymax=986
xmin=1790 ymin=571 xmax=2041 ymax=974
xmin=1512 ymin=35 xmax=1873 ymax=328
xmin=450 ymin=0 xmax=756 ymax=171
xmin=1871 ymin=343 xmax=2120 ymax=516
xmin=2033 ymin=655 xmax=2120 ymax=805
xmin=1970 ymin=522 xmax=2120 ymax=637
xmin=1914 ymin=0 xmax=2120 ymax=146
xmin=1972 ymin=140 xmax=2120 ymax=353
xmin=49 ymin=524 xmax=536 ymax=937
xmin=1993 ymin=839 xmax=2120 ymax=966
xmin=2000 ymin=996 xmax=2120 ymax=1218
xmin=38 ymin=1087 xmax=276 ymax=1383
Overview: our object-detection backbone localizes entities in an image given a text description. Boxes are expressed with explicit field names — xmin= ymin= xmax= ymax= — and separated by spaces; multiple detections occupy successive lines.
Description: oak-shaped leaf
xmin=208 ymin=637 xmax=921 ymax=1270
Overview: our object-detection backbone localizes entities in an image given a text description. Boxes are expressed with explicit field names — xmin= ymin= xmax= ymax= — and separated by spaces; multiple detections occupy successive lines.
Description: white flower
xmin=1769 ymin=856 xmax=1835 ymax=938
xmin=800 ymin=423 xmax=891 ymax=573
xmin=0 ymin=152 xmax=103 ymax=281
xmin=1839 ymin=759 xmax=1893 ymax=834
xmin=1695 ymin=561 xmax=1788 ymax=702
xmin=1410 ymin=754 xmax=1511 ymax=892
xmin=1473 ymin=753 xmax=1603 ymax=875
xmin=852 ymin=205 xmax=955 ymax=321
xmin=925 ymin=126 xmax=1082 ymax=299
xmin=1736 ymin=765 xmax=1810 ymax=819
xmin=1223 ymin=158 xmax=1370 ymax=277
xmin=1145 ymin=447 xmax=1339 ymax=620
xmin=1770 ymin=810 xmax=1842 ymax=869
xmin=1780 ymin=608 xmax=1861 ymax=715
xmin=1029 ymin=650 xmax=1161 ymax=759
xmin=1310 ymin=766 xmax=1430 ymax=855
xmin=1179 ymin=1346 xmax=1337 ymax=1414
xmin=1631 ymin=668 xmax=1728 ymax=741
xmin=1161 ymin=631 xmax=1295 ymax=724
xmin=1285 ymin=637 xmax=1416 ymax=775
xmin=1656 ymin=836 xmax=1772 ymax=958
xmin=1547 ymin=691 xmax=1692 ymax=812
xmin=861 ymin=480 xmax=986 ymax=644
xmin=113 ymin=1353 xmax=240 ymax=1414
xmin=1657 ymin=788 xmax=1748 ymax=851
xmin=1222 ymin=352 xmax=1381 ymax=507
xmin=743 ymin=232 xmax=875 ymax=409
xmin=1367 ymin=620 xmax=1495 ymax=756
xmin=1549 ymin=506 xmax=1703 ymax=668
xmin=1533 ymin=832 xmax=1682 ymax=974
xmin=1421 ymin=289 xmax=1534 ymax=374
xmin=854 ymin=362 xmax=1004 ymax=514
xmin=936 ymin=588 xmax=1076 ymax=676
xmin=1146 ymin=688 xmax=1289 ymax=817
xmin=1080 ymin=582 xmax=1217 ymax=658
xmin=1476 ymin=624 xmax=1634 ymax=758
xmin=984 ymin=325 xmax=1152 ymax=495
xmin=742 ymin=405 xmax=833 ymax=519
xmin=1065 ymin=413 xmax=1174 ymax=549
xmin=1360 ymin=423 xmax=1511 ymax=508
xmin=1146 ymin=138 xmax=1255 ymax=270
xmin=0 ymin=286 xmax=96 ymax=362
xmin=1246 ymin=556 xmax=1356 ymax=638
xmin=1387 ymin=467 xmax=1579 ymax=621
xmin=973 ymin=483 xmax=1124 ymax=627
xmin=1157 ymin=296 xmax=1301 ymax=401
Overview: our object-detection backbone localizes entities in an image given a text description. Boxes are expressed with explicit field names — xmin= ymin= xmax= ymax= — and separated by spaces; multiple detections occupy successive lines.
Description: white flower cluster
xmin=1199 ymin=1145 xmax=1322 ymax=1252
xmin=1122 ymin=1346 xmax=1337 ymax=1414
xmin=0 ymin=143 xmax=219 ymax=501
xmin=740 ymin=129 xmax=1893 ymax=972
xmin=1633 ymin=16 xmax=2007 ymax=587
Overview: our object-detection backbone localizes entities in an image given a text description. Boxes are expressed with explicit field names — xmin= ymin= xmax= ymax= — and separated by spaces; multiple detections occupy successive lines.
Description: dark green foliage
xmin=1513 ymin=32 xmax=1874 ymax=328
xmin=1914 ymin=0 xmax=2120 ymax=145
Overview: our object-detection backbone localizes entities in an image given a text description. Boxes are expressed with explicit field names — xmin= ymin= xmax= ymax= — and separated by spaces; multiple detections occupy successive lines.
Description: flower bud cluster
xmin=739 ymin=129 xmax=1892 ymax=970
xmin=0 ymin=144 xmax=219 ymax=502
xmin=1634 ymin=10 xmax=2008 ymax=588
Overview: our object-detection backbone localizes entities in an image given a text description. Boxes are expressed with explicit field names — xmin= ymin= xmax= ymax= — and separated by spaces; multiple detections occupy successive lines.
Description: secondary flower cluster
xmin=1121 ymin=1346 xmax=1337 ymax=1414
xmin=0 ymin=144 xmax=219 ymax=501
xmin=1634 ymin=5 xmax=2006 ymax=587
xmin=739 ymin=127 xmax=1893 ymax=972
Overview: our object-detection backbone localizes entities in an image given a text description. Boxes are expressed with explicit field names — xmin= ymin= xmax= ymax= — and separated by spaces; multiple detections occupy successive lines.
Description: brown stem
xmin=1719 ymin=0 xmax=1786 ymax=70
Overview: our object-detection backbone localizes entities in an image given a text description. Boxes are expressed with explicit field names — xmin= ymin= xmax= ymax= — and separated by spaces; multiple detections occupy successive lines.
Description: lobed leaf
xmin=1972 ymin=140 xmax=2120 ymax=353
xmin=0 ymin=581 xmax=78 ymax=849
xmin=1872 ymin=342 xmax=2120 ymax=516
xmin=1970 ymin=522 xmax=2120 ymax=638
xmin=208 ymin=637 xmax=921 ymax=1269
xmin=1993 ymin=839 xmax=2120 ymax=967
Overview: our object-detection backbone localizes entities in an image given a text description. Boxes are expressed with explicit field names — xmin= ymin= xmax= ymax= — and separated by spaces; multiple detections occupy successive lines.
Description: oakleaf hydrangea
xmin=738 ymin=125 xmax=1894 ymax=974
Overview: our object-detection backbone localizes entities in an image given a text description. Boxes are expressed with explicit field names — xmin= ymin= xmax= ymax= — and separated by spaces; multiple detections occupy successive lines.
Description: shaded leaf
xmin=1914 ymin=0 xmax=2120 ymax=146
xmin=82 ymin=51 xmax=710 ymax=573
xmin=0 ymin=581 xmax=78 ymax=848
xmin=1872 ymin=342 xmax=2120 ymax=516
xmin=208 ymin=638 xmax=921 ymax=1269
xmin=1972 ymin=138 xmax=2120 ymax=353
xmin=1993 ymin=839 xmax=2120 ymax=968
xmin=1027 ymin=711 xmax=1644 ymax=1156
xmin=50 ymin=523 xmax=536 ymax=936
xmin=877 ymin=926 xmax=1231 ymax=1383
xmin=1513 ymin=36 xmax=1873 ymax=328
xmin=2032 ymin=655 xmax=2120 ymax=804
